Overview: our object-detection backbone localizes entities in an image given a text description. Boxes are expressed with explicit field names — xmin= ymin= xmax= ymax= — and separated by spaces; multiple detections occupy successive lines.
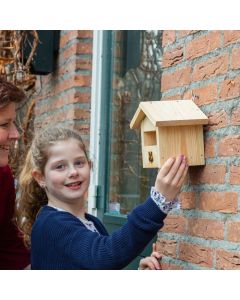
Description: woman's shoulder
xmin=0 ymin=165 xmax=13 ymax=181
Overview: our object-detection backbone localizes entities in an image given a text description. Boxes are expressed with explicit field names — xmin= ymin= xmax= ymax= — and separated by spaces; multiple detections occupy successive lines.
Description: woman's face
xmin=0 ymin=102 xmax=19 ymax=167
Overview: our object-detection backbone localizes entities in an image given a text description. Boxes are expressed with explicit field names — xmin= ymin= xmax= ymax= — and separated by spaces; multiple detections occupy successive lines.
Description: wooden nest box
xmin=130 ymin=100 xmax=208 ymax=168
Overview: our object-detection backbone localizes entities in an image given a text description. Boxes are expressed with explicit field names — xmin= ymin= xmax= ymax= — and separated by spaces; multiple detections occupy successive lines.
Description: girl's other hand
xmin=138 ymin=243 xmax=162 ymax=270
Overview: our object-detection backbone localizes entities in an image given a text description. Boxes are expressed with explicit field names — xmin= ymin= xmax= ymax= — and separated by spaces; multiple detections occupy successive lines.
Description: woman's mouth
xmin=0 ymin=145 xmax=10 ymax=151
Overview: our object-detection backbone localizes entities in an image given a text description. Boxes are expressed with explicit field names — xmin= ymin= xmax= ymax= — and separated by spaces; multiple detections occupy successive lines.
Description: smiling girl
xmin=17 ymin=125 xmax=188 ymax=270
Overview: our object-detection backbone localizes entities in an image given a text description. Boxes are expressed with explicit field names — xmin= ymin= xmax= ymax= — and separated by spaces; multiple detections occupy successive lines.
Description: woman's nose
xmin=9 ymin=123 xmax=19 ymax=140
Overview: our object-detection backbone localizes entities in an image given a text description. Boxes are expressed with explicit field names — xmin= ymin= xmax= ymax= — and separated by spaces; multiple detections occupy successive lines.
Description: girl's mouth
xmin=65 ymin=181 xmax=82 ymax=190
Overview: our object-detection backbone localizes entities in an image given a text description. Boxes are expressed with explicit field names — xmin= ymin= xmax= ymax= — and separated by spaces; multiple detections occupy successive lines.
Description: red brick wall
xmin=33 ymin=30 xmax=93 ymax=149
xmin=158 ymin=30 xmax=240 ymax=269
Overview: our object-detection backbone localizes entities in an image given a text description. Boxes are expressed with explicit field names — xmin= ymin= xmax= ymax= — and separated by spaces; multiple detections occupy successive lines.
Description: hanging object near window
xmin=0 ymin=30 xmax=39 ymax=89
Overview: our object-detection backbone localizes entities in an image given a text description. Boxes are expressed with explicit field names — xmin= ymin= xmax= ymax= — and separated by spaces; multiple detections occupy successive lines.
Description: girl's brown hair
xmin=16 ymin=125 xmax=89 ymax=248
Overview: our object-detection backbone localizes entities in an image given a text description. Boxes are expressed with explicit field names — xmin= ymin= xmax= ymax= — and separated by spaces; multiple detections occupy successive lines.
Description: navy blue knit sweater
xmin=31 ymin=197 xmax=167 ymax=270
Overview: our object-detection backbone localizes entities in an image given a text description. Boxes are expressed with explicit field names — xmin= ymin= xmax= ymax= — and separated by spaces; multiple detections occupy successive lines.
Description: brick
xmin=204 ymin=137 xmax=216 ymax=158
xmin=189 ymin=164 xmax=226 ymax=184
xmin=188 ymin=218 xmax=224 ymax=240
xmin=206 ymin=110 xmax=228 ymax=131
xmin=216 ymin=249 xmax=240 ymax=269
xmin=224 ymin=30 xmax=240 ymax=46
xmin=160 ymin=215 xmax=186 ymax=234
xmin=60 ymin=31 xmax=79 ymax=48
xmin=35 ymin=92 xmax=90 ymax=116
xmin=77 ymin=30 xmax=93 ymax=39
xmin=179 ymin=242 xmax=213 ymax=268
xmin=161 ymin=262 xmax=184 ymax=270
xmin=219 ymin=135 xmax=240 ymax=156
xmin=76 ymin=59 xmax=92 ymax=70
xmin=61 ymin=43 xmax=92 ymax=61
xmin=219 ymin=76 xmax=240 ymax=100
xmin=199 ymin=192 xmax=238 ymax=213
xmin=186 ymin=31 xmax=221 ymax=60
xmin=161 ymin=66 xmax=192 ymax=91
xmin=162 ymin=46 xmax=183 ymax=67
xmin=72 ymin=124 xmax=90 ymax=136
xmin=231 ymin=107 xmax=240 ymax=125
xmin=156 ymin=238 xmax=177 ymax=258
xmin=38 ymin=108 xmax=90 ymax=126
xmin=180 ymin=192 xmax=196 ymax=209
xmin=162 ymin=94 xmax=182 ymax=101
xmin=227 ymin=221 xmax=240 ymax=242
xmin=192 ymin=54 xmax=228 ymax=82
xmin=230 ymin=165 xmax=240 ymax=184
xmin=231 ymin=48 xmax=240 ymax=69
xmin=162 ymin=31 xmax=176 ymax=47
xmin=178 ymin=30 xmax=199 ymax=38
xmin=183 ymin=84 xmax=218 ymax=106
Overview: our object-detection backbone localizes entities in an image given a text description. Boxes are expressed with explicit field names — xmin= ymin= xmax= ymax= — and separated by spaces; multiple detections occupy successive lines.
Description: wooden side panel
xmin=158 ymin=125 xmax=205 ymax=166
xmin=142 ymin=117 xmax=156 ymax=132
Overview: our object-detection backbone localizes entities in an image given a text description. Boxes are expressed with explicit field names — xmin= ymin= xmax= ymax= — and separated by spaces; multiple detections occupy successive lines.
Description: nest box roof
xmin=130 ymin=100 xmax=209 ymax=129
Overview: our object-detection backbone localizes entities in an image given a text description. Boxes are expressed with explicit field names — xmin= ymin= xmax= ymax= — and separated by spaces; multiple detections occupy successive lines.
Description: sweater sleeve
xmin=68 ymin=197 xmax=166 ymax=269
xmin=0 ymin=166 xmax=30 ymax=270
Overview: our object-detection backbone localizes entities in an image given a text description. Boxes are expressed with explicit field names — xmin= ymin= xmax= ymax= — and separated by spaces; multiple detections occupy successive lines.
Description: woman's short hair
xmin=0 ymin=78 xmax=25 ymax=108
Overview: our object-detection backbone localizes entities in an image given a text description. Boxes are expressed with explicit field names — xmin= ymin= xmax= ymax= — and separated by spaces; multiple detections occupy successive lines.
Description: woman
xmin=0 ymin=78 xmax=30 ymax=269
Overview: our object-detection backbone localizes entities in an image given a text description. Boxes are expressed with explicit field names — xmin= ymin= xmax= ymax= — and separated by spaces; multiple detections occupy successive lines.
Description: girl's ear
xmin=32 ymin=170 xmax=45 ymax=188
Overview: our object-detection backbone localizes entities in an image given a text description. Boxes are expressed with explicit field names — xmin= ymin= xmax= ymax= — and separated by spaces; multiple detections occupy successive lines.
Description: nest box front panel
xmin=158 ymin=125 xmax=205 ymax=166
xmin=141 ymin=117 xmax=159 ymax=168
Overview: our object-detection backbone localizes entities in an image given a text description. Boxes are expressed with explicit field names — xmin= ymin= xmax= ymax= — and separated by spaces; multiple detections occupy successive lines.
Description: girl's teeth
xmin=67 ymin=182 xmax=81 ymax=187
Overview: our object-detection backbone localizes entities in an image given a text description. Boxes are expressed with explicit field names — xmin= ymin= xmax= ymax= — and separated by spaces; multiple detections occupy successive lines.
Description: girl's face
xmin=38 ymin=138 xmax=90 ymax=205
xmin=0 ymin=102 xmax=19 ymax=167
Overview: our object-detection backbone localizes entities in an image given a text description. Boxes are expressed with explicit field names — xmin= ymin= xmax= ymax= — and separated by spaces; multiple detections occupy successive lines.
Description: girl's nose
xmin=9 ymin=123 xmax=19 ymax=140
xmin=69 ymin=166 xmax=78 ymax=177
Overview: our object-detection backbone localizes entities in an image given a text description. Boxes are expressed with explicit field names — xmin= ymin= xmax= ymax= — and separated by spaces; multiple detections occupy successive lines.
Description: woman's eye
xmin=0 ymin=123 xmax=9 ymax=128
xmin=55 ymin=164 xmax=65 ymax=170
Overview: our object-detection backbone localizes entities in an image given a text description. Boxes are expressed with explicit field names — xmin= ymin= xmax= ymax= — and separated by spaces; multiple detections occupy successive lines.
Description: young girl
xmin=17 ymin=125 xmax=188 ymax=270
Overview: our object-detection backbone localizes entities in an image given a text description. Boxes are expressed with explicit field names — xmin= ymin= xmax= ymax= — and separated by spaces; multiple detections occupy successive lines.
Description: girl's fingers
xmin=170 ymin=156 xmax=188 ymax=186
xmin=151 ymin=251 xmax=161 ymax=259
xmin=158 ymin=157 xmax=176 ymax=177
xmin=164 ymin=155 xmax=184 ymax=182
xmin=152 ymin=243 xmax=156 ymax=252
xmin=149 ymin=257 xmax=161 ymax=270
xmin=176 ymin=160 xmax=189 ymax=187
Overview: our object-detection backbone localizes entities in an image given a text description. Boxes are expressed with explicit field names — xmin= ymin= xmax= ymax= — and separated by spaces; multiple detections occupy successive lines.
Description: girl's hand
xmin=154 ymin=155 xmax=188 ymax=201
xmin=139 ymin=243 xmax=162 ymax=270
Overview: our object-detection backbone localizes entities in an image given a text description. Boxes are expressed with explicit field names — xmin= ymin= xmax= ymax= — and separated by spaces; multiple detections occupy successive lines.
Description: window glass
xmin=107 ymin=30 xmax=163 ymax=215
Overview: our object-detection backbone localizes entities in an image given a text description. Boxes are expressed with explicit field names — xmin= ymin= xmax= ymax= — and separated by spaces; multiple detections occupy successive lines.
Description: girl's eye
xmin=75 ymin=160 xmax=85 ymax=167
